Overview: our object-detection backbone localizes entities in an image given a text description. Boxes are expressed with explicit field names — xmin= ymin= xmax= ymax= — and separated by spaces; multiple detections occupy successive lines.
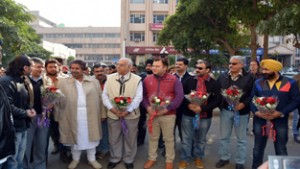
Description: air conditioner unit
xmin=134 ymin=38 xmax=141 ymax=42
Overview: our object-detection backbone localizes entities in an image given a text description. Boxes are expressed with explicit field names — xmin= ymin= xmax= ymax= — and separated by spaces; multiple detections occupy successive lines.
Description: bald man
xmin=250 ymin=59 xmax=300 ymax=169
xmin=102 ymin=58 xmax=143 ymax=169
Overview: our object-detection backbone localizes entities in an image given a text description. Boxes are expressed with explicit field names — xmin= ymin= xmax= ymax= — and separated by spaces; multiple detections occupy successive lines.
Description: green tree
xmin=0 ymin=0 xmax=51 ymax=65
xmin=67 ymin=56 xmax=75 ymax=65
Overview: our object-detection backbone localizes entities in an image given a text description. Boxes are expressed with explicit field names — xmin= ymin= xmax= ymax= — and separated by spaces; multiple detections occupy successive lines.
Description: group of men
xmin=0 ymin=55 xmax=299 ymax=169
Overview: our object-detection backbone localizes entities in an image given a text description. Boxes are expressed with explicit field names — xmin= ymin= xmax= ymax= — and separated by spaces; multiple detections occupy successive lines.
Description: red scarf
xmin=197 ymin=75 xmax=209 ymax=94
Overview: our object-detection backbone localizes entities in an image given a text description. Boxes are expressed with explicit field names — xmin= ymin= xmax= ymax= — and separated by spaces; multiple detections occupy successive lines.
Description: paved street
xmin=47 ymin=111 xmax=300 ymax=169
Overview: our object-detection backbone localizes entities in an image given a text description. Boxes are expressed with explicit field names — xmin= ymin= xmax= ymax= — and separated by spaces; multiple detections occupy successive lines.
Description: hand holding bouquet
xmin=253 ymin=96 xmax=278 ymax=141
xmin=221 ymin=85 xmax=243 ymax=127
xmin=148 ymin=95 xmax=171 ymax=135
xmin=112 ymin=96 xmax=132 ymax=135
xmin=38 ymin=86 xmax=64 ymax=127
xmin=185 ymin=90 xmax=209 ymax=129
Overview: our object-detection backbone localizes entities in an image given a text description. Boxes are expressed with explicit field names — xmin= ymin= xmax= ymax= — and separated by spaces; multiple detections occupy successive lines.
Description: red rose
xmin=255 ymin=98 xmax=261 ymax=104
xmin=126 ymin=97 xmax=132 ymax=103
xmin=114 ymin=97 xmax=120 ymax=103
xmin=226 ymin=89 xmax=233 ymax=95
xmin=266 ymin=97 xmax=276 ymax=104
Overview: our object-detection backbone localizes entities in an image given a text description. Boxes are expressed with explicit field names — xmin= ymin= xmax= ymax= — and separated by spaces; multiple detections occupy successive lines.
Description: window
xmin=153 ymin=32 xmax=159 ymax=42
xmin=130 ymin=32 xmax=145 ymax=42
xmin=130 ymin=14 xmax=145 ymax=23
xmin=153 ymin=0 xmax=168 ymax=4
xmin=153 ymin=14 xmax=168 ymax=23
xmin=130 ymin=0 xmax=144 ymax=4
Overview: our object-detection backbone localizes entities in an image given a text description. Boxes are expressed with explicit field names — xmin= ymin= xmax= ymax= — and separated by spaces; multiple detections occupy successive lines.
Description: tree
xmin=67 ymin=56 xmax=75 ymax=65
xmin=158 ymin=0 xmax=250 ymax=57
xmin=0 ymin=0 xmax=51 ymax=65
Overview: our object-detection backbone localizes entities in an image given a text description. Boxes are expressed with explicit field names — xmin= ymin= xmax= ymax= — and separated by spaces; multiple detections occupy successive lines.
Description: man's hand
xmin=147 ymin=107 xmax=155 ymax=116
xmin=157 ymin=108 xmax=168 ymax=116
xmin=234 ymin=102 xmax=245 ymax=111
xmin=118 ymin=111 xmax=130 ymax=118
xmin=188 ymin=103 xmax=201 ymax=113
xmin=265 ymin=111 xmax=282 ymax=120
xmin=26 ymin=109 xmax=36 ymax=118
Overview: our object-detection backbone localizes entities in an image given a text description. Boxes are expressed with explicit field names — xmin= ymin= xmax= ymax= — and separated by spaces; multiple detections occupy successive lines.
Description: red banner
xmin=150 ymin=23 xmax=164 ymax=30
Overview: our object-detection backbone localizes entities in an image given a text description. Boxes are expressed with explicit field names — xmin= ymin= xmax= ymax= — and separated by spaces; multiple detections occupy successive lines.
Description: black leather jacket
xmin=0 ymin=75 xmax=30 ymax=132
xmin=0 ymin=84 xmax=15 ymax=160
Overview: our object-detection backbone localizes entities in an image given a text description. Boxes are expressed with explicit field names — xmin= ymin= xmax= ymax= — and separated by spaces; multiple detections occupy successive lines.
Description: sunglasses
xmin=229 ymin=62 xmax=238 ymax=65
xmin=196 ymin=66 xmax=205 ymax=70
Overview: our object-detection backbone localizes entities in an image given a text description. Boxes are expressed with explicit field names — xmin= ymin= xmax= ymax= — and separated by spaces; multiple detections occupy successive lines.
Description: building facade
xmin=121 ymin=0 xmax=179 ymax=64
xmin=30 ymin=11 xmax=121 ymax=66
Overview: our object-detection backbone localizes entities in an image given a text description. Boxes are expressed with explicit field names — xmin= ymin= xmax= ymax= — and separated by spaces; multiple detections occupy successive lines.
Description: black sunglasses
xmin=229 ymin=62 xmax=238 ymax=65
xmin=196 ymin=66 xmax=205 ymax=70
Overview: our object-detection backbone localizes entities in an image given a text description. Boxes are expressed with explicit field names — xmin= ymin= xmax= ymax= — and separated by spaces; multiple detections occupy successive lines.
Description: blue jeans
xmin=292 ymin=109 xmax=299 ymax=136
xmin=180 ymin=115 xmax=212 ymax=162
xmin=219 ymin=109 xmax=248 ymax=164
xmin=23 ymin=115 xmax=49 ymax=169
xmin=252 ymin=116 xmax=288 ymax=169
xmin=4 ymin=131 xmax=27 ymax=169
xmin=97 ymin=120 xmax=109 ymax=153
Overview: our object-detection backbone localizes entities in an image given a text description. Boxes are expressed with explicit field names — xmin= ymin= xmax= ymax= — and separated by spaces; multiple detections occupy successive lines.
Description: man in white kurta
xmin=57 ymin=60 xmax=105 ymax=169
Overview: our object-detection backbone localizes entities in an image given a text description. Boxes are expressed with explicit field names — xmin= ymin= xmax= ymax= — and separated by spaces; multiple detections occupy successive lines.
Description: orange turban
xmin=260 ymin=59 xmax=283 ymax=72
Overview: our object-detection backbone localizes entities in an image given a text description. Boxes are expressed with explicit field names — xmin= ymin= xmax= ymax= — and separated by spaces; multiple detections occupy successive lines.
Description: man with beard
xmin=44 ymin=59 xmax=70 ymax=163
xmin=0 ymin=55 xmax=36 ymax=169
xmin=179 ymin=60 xmax=221 ymax=169
xmin=93 ymin=64 xmax=110 ymax=159
xmin=250 ymin=59 xmax=300 ymax=169
xmin=137 ymin=59 xmax=153 ymax=146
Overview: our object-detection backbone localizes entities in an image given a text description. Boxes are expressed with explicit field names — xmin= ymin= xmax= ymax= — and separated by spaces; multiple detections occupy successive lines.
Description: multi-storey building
xmin=30 ymin=11 xmax=121 ymax=66
xmin=121 ymin=0 xmax=179 ymax=64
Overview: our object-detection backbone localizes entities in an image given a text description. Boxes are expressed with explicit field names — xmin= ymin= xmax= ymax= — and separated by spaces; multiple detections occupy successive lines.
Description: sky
xmin=14 ymin=0 xmax=121 ymax=27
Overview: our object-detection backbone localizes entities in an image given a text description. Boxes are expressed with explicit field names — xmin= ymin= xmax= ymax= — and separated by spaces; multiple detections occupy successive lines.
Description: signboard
xmin=150 ymin=23 xmax=164 ymax=31
xmin=126 ymin=46 xmax=178 ymax=55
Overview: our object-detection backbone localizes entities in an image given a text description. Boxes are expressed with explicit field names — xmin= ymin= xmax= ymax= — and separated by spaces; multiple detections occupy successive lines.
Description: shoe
xmin=235 ymin=163 xmax=244 ymax=169
xmin=294 ymin=135 xmax=300 ymax=143
xmin=125 ymin=163 xmax=134 ymax=169
xmin=144 ymin=160 xmax=156 ymax=169
xmin=96 ymin=152 xmax=108 ymax=159
xmin=89 ymin=160 xmax=102 ymax=169
xmin=178 ymin=161 xmax=190 ymax=169
xmin=215 ymin=159 xmax=229 ymax=168
xmin=165 ymin=162 xmax=174 ymax=169
xmin=107 ymin=161 xmax=120 ymax=169
xmin=60 ymin=152 xmax=71 ymax=163
xmin=137 ymin=141 xmax=144 ymax=146
xmin=194 ymin=158 xmax=204 ymax=169
xmin=51 ymin=146 xmax=59 ymax=154
xmin=68 ymin=160 xmax=79 ymax=169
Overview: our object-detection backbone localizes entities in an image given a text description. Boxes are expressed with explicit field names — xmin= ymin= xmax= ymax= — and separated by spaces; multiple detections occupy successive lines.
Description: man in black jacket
xmin=178 ymin=60 xmax=221 ymax=169
xmin=0 ymin=84 xmax=15 ymax=168
xmin=0 ymin=55 xmax=36 ymax=169
xmin=216 ymin=56 xmax=255 ymax=169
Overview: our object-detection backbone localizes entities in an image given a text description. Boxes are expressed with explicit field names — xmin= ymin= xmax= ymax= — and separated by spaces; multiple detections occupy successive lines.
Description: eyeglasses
xmin=196 ymin=66 xmax=205 ymax=70
xmin=229 ymin=62 xmax=238 ymax=65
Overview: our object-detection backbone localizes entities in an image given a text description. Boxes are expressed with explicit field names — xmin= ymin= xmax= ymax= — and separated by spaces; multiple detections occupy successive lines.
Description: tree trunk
xmin=216 ymin=38 xmax=237 ymax=56
xmin=263 ymin=33 xmax=269 ymax=59
xmin=250 ymin=25 xmax=259 ymax=60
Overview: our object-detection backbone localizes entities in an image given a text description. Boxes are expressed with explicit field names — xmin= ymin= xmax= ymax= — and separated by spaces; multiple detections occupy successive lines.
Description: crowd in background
xmin=0 ymin=55 xmax=299 ymax=169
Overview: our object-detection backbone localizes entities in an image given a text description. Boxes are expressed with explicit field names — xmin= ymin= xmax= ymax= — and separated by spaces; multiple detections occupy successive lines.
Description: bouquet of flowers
xmin=221 ymin=85 xmax=243 ymax=127
xmin=38 ymin=86 xmax=64 ymax=127
xmin=148 ymin=95 xmax=171 ymax=135
xmin=185 ymin=90 xmax=209 ymax=129
xmin=112 ymin=96 xmax=132 ymax=135
xmin=253 ymin=96 xmax=279 ymax=141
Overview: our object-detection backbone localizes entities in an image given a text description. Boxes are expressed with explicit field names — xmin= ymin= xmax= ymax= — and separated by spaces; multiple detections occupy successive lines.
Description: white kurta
xmin=72 ymin=80 xmax=99 ymax=150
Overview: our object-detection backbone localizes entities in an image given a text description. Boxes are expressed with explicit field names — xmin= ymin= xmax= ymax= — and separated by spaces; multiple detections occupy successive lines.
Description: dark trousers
xmin=137 ymin=106 xmax=147 ymax=144
xmin=252 ymin=116 xmax=289 ymax=169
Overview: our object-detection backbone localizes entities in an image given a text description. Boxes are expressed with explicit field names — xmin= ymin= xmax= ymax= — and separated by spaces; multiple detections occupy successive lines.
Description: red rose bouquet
xmin=38 ymin=86 xmax=64 ymax=127
xmin=112 ymin=96 xmax=132 ymax=135
xmin=253 ymin=96 xmax=279 ymax=141
xmin=221 ymin=85 xmax=243 ymax=127
xmin=148 ymin=95 xmax=171 ymax=135
xmin=185 ymin=90 xmax=210 ymax=129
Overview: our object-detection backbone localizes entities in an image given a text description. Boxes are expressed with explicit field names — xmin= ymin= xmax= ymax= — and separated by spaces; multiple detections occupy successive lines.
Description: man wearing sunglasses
xmin=216 ymin=56 xmax=255 ymax=169
xmin=178 ymin=60 xmax=221 ymax=169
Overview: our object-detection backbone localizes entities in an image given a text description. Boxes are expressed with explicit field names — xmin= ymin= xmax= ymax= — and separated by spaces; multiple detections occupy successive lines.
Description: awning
xmin=268 ymin=44 xmax=294 ymax=55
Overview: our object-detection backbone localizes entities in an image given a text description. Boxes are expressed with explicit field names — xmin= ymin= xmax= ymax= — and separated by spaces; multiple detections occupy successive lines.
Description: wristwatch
xmin=280 ymin=112 xmax=285 ymax=118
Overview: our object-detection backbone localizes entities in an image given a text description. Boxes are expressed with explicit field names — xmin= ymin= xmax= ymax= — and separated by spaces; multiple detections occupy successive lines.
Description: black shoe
xmin=137 ymin=141 xmax=144 ymax=146
xmin=294 ymin=135 xmax=300 ymax=143
xmin=51 ymin=146 xmax=59 ymax=154
xmin=215 ymin=160 xmax=229 ymax=168
xmin=107 ymin=161 xmax=120 ymax=169
xmin=236 ymin=163 xmax=244 ymax=169
xmin=59 ymin=152 xmax=71 ymax=163
xmin=125 ymin=163 xmax=134 ymax=169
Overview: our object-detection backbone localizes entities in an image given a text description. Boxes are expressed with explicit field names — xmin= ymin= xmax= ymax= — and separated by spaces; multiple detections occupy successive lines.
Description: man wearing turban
xmin=250 ymin=59 xmax=300 ymax=169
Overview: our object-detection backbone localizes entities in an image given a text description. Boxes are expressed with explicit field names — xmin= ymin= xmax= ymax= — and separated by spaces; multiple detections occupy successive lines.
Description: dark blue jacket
xmin=250 ymin=75 xmax=300 ymax=118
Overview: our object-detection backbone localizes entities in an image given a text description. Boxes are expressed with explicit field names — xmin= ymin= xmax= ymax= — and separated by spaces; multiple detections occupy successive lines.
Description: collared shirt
xmin=102 ymin=72 xmax=143 ymax=113
xmin=228 ymin=70 xmax=243 ymax=81
xmin=175 ymin=71 xmax=187 ymax=82
xmin=29 ymin=75 xmax=43 ymax=82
